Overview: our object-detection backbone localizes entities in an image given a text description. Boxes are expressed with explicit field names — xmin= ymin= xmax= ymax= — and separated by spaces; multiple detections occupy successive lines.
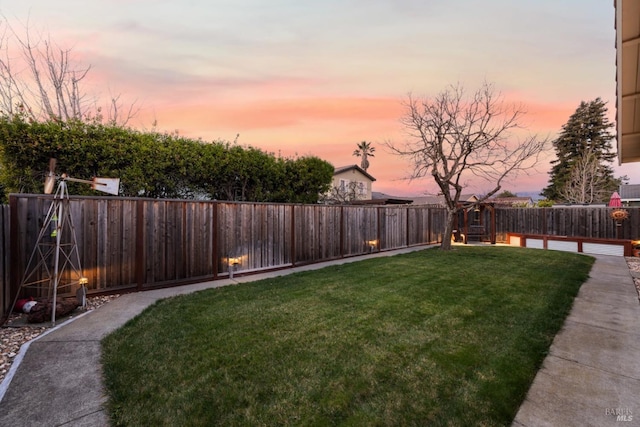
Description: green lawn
xmin=101 ymin=246 xmax=594 ymax=426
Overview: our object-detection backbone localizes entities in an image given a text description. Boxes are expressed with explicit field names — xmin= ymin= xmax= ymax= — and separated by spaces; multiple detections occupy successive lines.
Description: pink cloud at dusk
xmin=1 ymin=0 xmax=637 ymax=198
xmin=130 ymin=93 xmax=577 ymax=198
xmin=136 ymin=97 xmax=404 ymax=133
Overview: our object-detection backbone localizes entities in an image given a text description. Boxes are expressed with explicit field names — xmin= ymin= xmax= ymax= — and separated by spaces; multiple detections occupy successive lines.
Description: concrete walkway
xmin=0 ymin=248 xmax=638 ymax=426
xmin=513 ymin=254 xmax=640 ymax=427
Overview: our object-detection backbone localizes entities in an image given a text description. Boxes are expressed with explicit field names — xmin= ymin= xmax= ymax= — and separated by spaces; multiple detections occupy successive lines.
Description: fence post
xmin=427 ymin=207 xmax=431 ymax=244
xmin=213 ymin=201 xmax=219 ymax=278
xmin=490 ymin=206 xmax=496 ymax=244
xmin=9 ymin=196 xmax=20 ymax=304
xmin=290 ymin=204 xmax=296 ymax=267
xmin=378 ymin=206 xmax=382 ymax=251
xmin=1 ymin=198 xmax=18 ymax=322
xmin=405 ymin=207 xmax=409 ymax=247
xmin=135 ymin=199 xmax=145 ymax=291
xmin=340 ymin=205 xmax=344 ymax=258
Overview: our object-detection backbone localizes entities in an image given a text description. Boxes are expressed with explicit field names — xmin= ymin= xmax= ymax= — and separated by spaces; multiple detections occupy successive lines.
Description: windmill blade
xmin=92 ymin=177 xmax=120 ymax=195
xmin=64 ymin=175 xmax=120 ymax=195
xmin=44 ymin=158 xmax=56 ymax=194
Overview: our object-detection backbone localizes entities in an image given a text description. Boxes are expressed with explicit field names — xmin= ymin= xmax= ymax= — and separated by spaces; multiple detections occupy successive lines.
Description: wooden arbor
xmin=455 ymin=202 xmax=496 ymax=244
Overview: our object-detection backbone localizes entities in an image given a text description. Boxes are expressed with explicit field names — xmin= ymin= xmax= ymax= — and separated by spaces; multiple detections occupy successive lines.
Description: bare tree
xmin=0 ymin=18 xmax=138 ymax=124
xmin=388 ymin=82 xmax=548 ymax=250
xmin=559 ymin=149 xmax=613 ymax=204
xmin=320 ymin=181 xmax=365 ymax=204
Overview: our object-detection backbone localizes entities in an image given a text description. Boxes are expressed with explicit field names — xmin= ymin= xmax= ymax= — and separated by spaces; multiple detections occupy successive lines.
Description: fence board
xmin=381 ymin=207 xmax=407 ymax=250
xmin=295 ymin=205 xmax=320 ymax=263
xmin=342 ymin=206 xmax=377 ymax=256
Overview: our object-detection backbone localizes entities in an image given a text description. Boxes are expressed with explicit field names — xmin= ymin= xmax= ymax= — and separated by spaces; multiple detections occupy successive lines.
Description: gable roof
xmin=410 ymin=194 xmax=479 ymax=206
xmin=333 ymin=164 xmax=376 ymax=182
xmin=368 ymin=191 xmax=414 ymax=205
xmin=490 ymin=196 xmax=534 ymax=206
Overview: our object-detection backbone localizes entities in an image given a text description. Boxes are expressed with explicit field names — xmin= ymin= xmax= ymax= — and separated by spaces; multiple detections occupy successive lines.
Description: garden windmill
xmin=14 ymin=159 xmax=120 ymax=325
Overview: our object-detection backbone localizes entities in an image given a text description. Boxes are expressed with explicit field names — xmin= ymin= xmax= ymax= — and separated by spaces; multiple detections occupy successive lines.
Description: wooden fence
xmin=1 ymin=195 xmax=447 ymax=320
xmin=493 ymin=207 xmax=640 ymax=241
xmin=2 ymin=196 xmax=639 ymax=322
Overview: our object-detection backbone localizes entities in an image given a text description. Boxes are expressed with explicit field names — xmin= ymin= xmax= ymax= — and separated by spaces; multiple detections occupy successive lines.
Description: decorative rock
xmin=27 ymin=298 xmax=79 ymax=323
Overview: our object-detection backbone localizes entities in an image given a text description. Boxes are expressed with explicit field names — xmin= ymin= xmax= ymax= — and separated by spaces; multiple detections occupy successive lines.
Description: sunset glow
xmin=2 ymin=0 xmax=636 ymax=198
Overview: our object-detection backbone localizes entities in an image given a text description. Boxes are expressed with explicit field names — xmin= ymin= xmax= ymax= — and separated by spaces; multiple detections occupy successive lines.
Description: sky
xmin=1 ymin=0 xmax=637 ymax=198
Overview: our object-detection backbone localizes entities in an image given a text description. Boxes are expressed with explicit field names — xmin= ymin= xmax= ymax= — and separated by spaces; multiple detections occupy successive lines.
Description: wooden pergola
xmin=454 ymin=202 xmax=496 ymax=244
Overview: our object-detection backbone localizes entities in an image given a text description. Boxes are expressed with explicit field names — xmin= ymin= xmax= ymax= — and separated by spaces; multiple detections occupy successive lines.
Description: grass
xmin=101 ymin=246 xmax=594 ymax=426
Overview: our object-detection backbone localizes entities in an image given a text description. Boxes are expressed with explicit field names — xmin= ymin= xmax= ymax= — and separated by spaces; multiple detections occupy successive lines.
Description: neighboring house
xmin=619 ymin=184 xmax=640 ymax=206
xmin=324 ymin=165 xmax=376 ymax=203
xmin=490 ymin=196 xmax=534 ymax=207
xmin=363 ymin=192 xmax=413 ymax=205
xmin=410 ymin=194 xmax=479 ymax=207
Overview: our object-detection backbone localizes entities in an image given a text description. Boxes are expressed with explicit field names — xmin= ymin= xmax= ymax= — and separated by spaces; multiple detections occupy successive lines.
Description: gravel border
xmin=627 ymin=256 xmax=640 ymax=300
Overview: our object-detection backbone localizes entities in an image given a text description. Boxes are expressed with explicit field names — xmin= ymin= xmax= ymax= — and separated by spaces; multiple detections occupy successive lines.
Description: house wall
xmin=620 ymin=184 xmax=640 ymax=206
xmin=332 ymin=168 xmax=373 ymax=200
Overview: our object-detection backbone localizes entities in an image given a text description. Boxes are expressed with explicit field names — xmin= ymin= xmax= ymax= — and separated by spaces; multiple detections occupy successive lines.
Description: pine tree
xmin=542 ymin=98 xmax=619 ymax=202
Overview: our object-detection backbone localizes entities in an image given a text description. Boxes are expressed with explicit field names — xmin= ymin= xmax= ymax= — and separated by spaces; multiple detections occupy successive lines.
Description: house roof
xmin=333 ymin=164 xmax=376 ymax=181
xmin=619 ymin=184 xmax=640 ymax=199
xmin=489 ymin=197 xmax=534 ymax=205
xmin=351 ymin=198 xmax=413 ymax=205
xmin=367 ymin=192 xmax=414 ymax=205
xmin=410 ymin=194 xmax=478 ymax=206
